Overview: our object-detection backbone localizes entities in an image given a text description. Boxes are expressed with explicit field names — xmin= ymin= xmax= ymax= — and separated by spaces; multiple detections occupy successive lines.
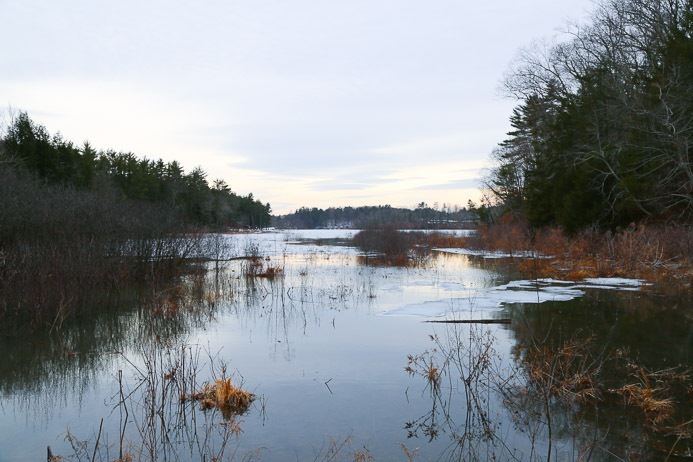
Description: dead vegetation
xmin=311 ymin=434 xmax=421 ymax=462
xmin=352 ymin=224 xmax=416 ymax=266
xmin=183 ymin=375 xmax=255 ymax=420
xmin=406 ymin=325 xmax=693 ymax=461
xmin=606 ymin=354 xmax=691 ymax=429
xmin=0 ymin=166 xmax=202 ymax=328
xmin=51 ymin=339 xmax=261 ymax=461
xmin=405 ymin=354 xmax=442 ymax=392
xmin=243 ymin=256 xmax=284 ymax=280
xmin=458 ymin=217 xmax=693 ymax=290
xmin=521 ymin=333 xmax=603 ymax=405
xmin=352 ymin=225 xmax=430 ymax=267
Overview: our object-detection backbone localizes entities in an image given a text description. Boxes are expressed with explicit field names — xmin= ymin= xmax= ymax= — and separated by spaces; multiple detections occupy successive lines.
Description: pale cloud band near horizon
xmin=1 ymin=0 xmax=592 ymax=214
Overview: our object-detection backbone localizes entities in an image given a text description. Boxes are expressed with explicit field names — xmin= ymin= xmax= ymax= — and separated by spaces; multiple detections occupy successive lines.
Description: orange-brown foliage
xmin=471 ymin=216 xmax=530 ymax=253
xmin=244 ymin=259 xmax=284 ymax=279
xmin=415 ymin=233 xmax=468 ymax=249
xmin=476 ymin=221 xmax=693 ymax=288
xmin=184 ymin=376 xmax=255 ymax=420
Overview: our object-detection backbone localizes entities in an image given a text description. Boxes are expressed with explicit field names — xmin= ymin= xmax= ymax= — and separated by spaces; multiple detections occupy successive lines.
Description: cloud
xmin=413 ymin=178 xmax=482 ymax=191
xmin=1 ymin=0 xmax=593 ymax=214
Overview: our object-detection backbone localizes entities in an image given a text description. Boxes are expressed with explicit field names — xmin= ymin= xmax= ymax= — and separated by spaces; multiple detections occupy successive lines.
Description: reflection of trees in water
xmin=406 ymin=324 xmax=616 ymax=461
xmin=0 ymin=267 xmax=223 ymax=423
xmin=0 ymin=253 xmax=378 ymax=421
xmin=405 ymin=290 xmax=693 ymax=461
xmin=55 ymin=340 xmax=262 ymax=461
xmin=503 ymin=291 xmax=693 ymax=459
xmin=405 ymin=325 xmax=517 ymax=462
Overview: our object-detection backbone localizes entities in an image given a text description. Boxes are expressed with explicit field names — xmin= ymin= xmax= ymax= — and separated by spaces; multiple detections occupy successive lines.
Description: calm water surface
xmin=0 ymin=230 xmax=690 ymax=461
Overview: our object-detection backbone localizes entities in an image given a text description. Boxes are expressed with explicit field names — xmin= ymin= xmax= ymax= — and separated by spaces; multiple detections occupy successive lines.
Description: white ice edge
xmin=381 ymin=277 xmax=648 ymax=317
xmin=433 ymin=248 xmax=553 ymax=259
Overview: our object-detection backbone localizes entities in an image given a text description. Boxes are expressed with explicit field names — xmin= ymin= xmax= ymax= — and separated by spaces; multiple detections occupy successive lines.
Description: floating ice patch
xmin=402 ymin=229 xmax=474 ymax=237
xmin=583 ymin=277 xmax=649 ymax=287
xmin=433 ymin=248 xmax=552 ymax=259
xmin=383 ymin=300 xmax=457 ymax=317
xmin=535 ymin=278 xmax=577 ymax=284
xmin=572 ymin=284 xmax=641 ymax=292
xmin=206 ymin=230 xmax=361 ymax=258
xmin=381 ymin=277 xmax=647 ymax=317
xmin=437 ymin=282 xmax=469 ymax=291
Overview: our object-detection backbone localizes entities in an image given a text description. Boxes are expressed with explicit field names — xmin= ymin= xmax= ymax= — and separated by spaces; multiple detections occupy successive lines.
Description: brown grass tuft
xmin=184 ymin=375 xmax=255 ymax=419
xmin=243 ymin=258 xmax=284 ymax=279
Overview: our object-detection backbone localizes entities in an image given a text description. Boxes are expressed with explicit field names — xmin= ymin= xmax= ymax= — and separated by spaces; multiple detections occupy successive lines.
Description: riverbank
xmin=428 ymin=219 xmax=693 ymax=292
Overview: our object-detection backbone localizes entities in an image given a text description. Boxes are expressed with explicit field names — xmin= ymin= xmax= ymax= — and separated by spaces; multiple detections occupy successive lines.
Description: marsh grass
xmin=606 ymin=354 xmax=691 ymax=429
xmin=310 ymin=434 xmax=421 ymax=462
xmin=243 ymin=257 xmax=284 ymax=279
xmin=468 ymin=218 xmax=693 ymax=289
xmin=52 ymin=337 xmax=262 ymax=461
xmin=405 ymin=322 xmax=693 ymax=461
xmin=184 ymin=375 xmax=255 ymax=420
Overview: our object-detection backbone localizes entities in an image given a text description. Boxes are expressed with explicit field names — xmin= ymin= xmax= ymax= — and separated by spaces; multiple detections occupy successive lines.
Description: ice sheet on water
xmin=283 ymin=229 xmax=359 ymax=240
xmin=433 ymin=248 xmax=553 ymax=259
xmin=572 ymin=284 xmax=640 ymax=291
xmin=381 ymin=276 xmax=646 ymax=317
xmin=437 ymin=282 xmax=469 ymax=291
xmin=583 ymin=277 xmax=649 ymax=287
xmin=401 ymin=229 xmax=474 ymax=237
xmin=207 ymin=230 xmax=483 ymax=259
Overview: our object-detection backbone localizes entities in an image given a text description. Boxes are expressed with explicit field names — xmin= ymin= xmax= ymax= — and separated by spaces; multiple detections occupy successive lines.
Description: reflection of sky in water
xmin=198 ymin=228 xmax=473 ymax=259
xmin=0 ymin=231 xmax=654 ymax=461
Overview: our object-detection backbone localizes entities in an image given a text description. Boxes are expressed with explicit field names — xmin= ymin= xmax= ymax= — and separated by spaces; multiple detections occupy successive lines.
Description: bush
xmin=352 ymin=224 xmax=417 ymax=265
xmin=0 ymin=167 xmax=197 ymax=326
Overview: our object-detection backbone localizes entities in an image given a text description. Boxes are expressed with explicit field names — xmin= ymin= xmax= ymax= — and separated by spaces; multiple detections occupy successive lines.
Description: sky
xmin=1 ymin=0 xmax=593 ymax=214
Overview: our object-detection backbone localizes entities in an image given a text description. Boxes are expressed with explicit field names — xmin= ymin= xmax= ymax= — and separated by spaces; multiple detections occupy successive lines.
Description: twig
xmin=424 ymin=318 xmax=511 ymax=324
xmin=91 ymin=418 xmax=103 ymax=462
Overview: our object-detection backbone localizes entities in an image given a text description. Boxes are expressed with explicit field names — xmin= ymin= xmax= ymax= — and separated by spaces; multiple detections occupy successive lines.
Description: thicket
xmin=486 ymin=0 xmax=693 ymax=231
xmin=352 ymin=225 xmax=437 ymax=266
xmin=0 ymin=111 xmax=271 ymax=326
xmin=353 ymin=225 xmax=413 ymax=257
xmin=465 ymin=217 xmax=693 ymax=287
xmin=0 ymin=167 xmax=198 ymax=326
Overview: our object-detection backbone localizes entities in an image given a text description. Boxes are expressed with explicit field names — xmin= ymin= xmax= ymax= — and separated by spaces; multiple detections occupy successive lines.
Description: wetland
xmin=1 ymin=230 xmax=691 ymax=461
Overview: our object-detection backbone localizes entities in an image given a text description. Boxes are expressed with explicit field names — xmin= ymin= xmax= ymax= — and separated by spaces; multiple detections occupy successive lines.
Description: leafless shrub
xmin=0 ymin=166 xmax=199 ymax=326
xmin=352 ymin=225 xmax=428 ymax=266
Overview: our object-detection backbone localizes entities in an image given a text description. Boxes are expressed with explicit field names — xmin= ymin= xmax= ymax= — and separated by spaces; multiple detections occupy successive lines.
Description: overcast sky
xmin=1 ymin=0 xmax=593 ymax=214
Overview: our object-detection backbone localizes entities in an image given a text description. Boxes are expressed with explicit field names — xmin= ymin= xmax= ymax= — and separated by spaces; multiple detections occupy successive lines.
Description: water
xmin=0 ymin=230 xmax=690 ymax=461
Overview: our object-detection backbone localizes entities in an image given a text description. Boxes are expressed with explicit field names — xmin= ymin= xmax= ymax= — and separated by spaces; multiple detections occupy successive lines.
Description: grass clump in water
xmin=185 ymin=375 xmax=255 ymax=418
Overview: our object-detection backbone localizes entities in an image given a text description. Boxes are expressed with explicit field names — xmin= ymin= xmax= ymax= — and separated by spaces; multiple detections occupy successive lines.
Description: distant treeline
xmin=485 ymin=0 xmax=693 ymax=231
xmin=1 ymin=112 xmax=271 ymax=228
xmin=274 ymin=204 xmax=475 ymax=229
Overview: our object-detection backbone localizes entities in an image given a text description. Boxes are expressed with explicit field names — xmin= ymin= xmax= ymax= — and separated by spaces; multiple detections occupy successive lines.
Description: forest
xmin=1 ymin=112 xmax=271 ymax=229
xmin=485 ymin=0 xmax=693 ymax=231
xmin=274 ymin=203 xmax=475 ymax=229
